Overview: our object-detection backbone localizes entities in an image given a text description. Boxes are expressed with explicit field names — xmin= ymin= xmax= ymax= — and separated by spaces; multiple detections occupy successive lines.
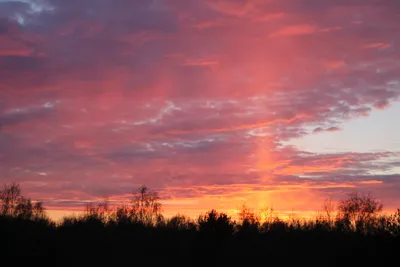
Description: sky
xmin=0 ymin=0 xmax=399 ymax=220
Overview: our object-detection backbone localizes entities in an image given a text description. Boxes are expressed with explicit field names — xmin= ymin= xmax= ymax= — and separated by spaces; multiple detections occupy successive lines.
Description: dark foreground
xmin=2 ymin=214 xmax=400 ymax=267
xmin=2 ymin=184 xmax=399 ymax=266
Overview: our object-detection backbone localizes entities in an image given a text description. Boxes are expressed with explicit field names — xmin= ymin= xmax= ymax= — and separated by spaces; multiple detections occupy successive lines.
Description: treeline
xmin=1 ymin=182 xmax=400 ymax=266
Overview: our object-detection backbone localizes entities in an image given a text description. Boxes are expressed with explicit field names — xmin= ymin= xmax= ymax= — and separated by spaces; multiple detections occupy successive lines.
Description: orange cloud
xmin=269 ymin=24 xmax=317 ymax=37
xmin=324 ymin=60 xmax=345 ymax=70
xmin=364 ymin=43 xmax=391 ymax=49
xmin=359 ymin=180 xmax=383 ymax=185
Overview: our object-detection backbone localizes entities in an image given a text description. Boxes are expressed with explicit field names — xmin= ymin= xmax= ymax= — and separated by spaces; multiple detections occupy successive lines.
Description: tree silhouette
xmin=167 ymin=214 xmax=196 ymax=231
xmin=0 ymin=182 xmax=21 ymax=216
xmin=131 ymin=185 xmax=162 ymax=225
xmin=114 ymin=205 xmax=132 ymax=225
xmin=83 ymin=200 xmax=111 ymax=224
xmin=238 ymin=204 xmax=260 ymax=226
xmin=2 ymin=182 xmax=400 ymax=266
xmin=0 ymin=182 xmax=46 ymax=220
xmin=198 ymin=209 xmax=234 ymax=239
xmin=337 ymin=191 xmax=383 ymax=232
xmin=322 ymin=198 xmax=335 ymax=222
xmin=237 ymin=204 xmax=260 ymax=236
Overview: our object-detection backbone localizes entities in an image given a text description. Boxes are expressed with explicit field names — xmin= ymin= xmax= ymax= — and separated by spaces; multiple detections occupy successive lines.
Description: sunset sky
xmin=1 ymin=0 xmax=399 ymax=220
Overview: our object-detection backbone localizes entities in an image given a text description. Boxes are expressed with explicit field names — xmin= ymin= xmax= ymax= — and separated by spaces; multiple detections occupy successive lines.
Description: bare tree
xmin=238 ymin=204 xmax=260 ymax=227
xmin=337 ymin=191 xmax=383 ymax=231
xmin=131 ymin=185 xmax=162 ymax=225
xmin=84 ymin=200 xmax=112 ymax=223
xmin=0 ymin=182 xmax=21 ymax=216
xmin=15 ymin=197 xmax=33 ymax=219
xmin=0 ymin=182 xmax=47 ymax=220
xmin=114 ymin=205 xmax=132 ymax=224
xmin=32 ymin=201 xmax=46 ymax=220
xmin=323 ymin=198 xmax=335 ymax=222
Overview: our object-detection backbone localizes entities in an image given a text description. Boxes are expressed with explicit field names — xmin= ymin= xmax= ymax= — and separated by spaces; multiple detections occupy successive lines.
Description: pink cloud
xmin=253 ymin=12 xmax=286 ymax=22
xmin=364 ymin=43 xmax=392 ymax=50
xmin=192 ymin=19 xmax=228 ymax=30
xmin=269 ymin=24 xmax=318 ymax=37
